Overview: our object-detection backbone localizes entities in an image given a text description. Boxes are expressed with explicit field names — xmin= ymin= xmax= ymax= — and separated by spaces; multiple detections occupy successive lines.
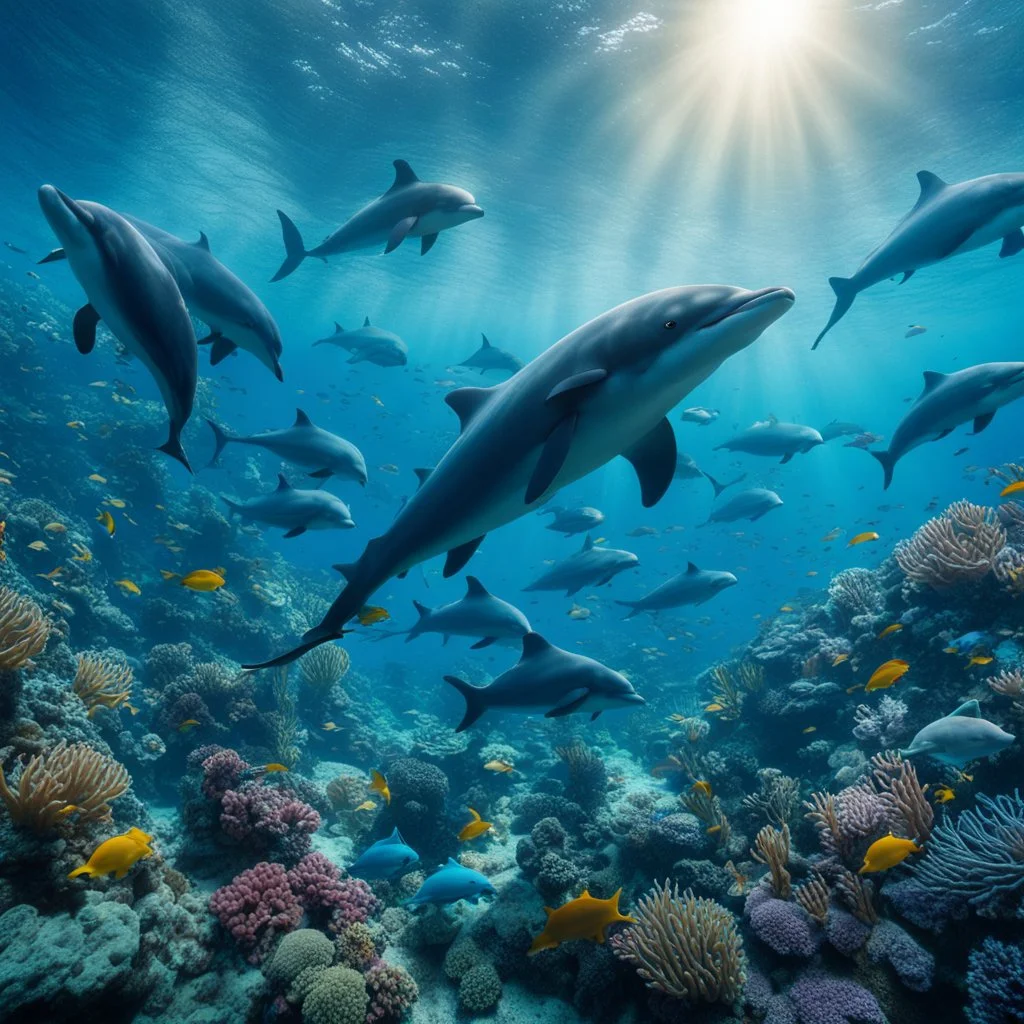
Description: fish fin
xmin=194 ymin=231 xmax=210 ymax=251
xmin=308 ymin=468 xmax=333 ymax=479
xmin=114 ymin=868 xmax=129 ymax=880
xmin=444 ymin=675 xmax=486 ymax=732
xmin=545 ymin=688 xmax=589 ymax=717
xmin=421 ymin=233 xmax=438 ymax=256
xmin=363 ymin=317 xmax=371 ymax=327
xmin=899 ymin=270 xmax=915 ymax=284
xmin=812 ymin=277 xmax=856 ymax=350
xmin=276 ymin=474 xmax=292 ymax=491
xmin=581 ymin=533 xmax=594 ymax=552
xmin=868 ymin=449 xmax=897 ymax=491
xmin=971 ymin=412 xmax=996 ymax=434
xmin=702 ymin=471 xmax=725 ymax=498
xmin=481 ymin=333 xmax=491 ymax=347
xmin=686 ymin=561 xmax=699 ymax=574
xmin=525 ymin=412 xmax=578 ymax=504
xmin=779 ymin=452 xmax=794 ymax=464
xmin=999 ymin=228 xmax=1024 ymax=258
xmin=157 ymin=433 xmax=192 ymax=473
xmin=464 ymin=576 xmax=488 ymax=598
xmin=922 ymin=370 xmax=947 ymax=392
xmin=384 ymin=216 xmax=417 ymax=254
xmin=386 ymin=159 xmax=419 ymax=193
xmin=67 ymin=865 xmax=91 ymax=879
xmin=283 ymin=527 xmax=306 ymax=538
xmin=205 ymin=419 xmax=233 ymax=466
xmin=468 ymin=807 xmax=481 ymax=821
xmin=209 ymin=337 xmax=237 ymax=365
xmin=334 ymin=322 xmax=344 ymax=333
xmin=622 ymin=417 xmax=676 ymax=507
xmin=470 ymin=637 xmax=497 ymax=649
xmin=521 ymin=632 xmax=554 ymax=659
xmin=271 ymin=210 xmax=306 ymax=282
xmin=38 ymin=246 xmax=66 ymax=263
xmin=444 ymin=536 xmax=485 ymax=576
xmin=445 ymin=386 xmax=493 ymax=431
xmin=915 ymin=170 xmax=948 ymax=204
xmin=333 ymin=562 xmax=357 ymax=581
xmin=294 ymin=408 xmax=313 ymax=427
xmin=397 ymin=570 xmax=408 ymax=580
xmin=591 ymin=711 xmax=602 ymax=721
xmin=347 ymin=351 xmax=367 ymax=364
xmin=614 ymin=602 xmax=640 ymax=619
xmin=947 ymin=699 xmax=981 ymax=718
xmin=413 ymin=467 xmax=434 ymax=488
xmin=411 ymin=600 xmax=432 ymax=620
xmin=196 ymin=332 xmax=217 ymax=345
xmin=546 ymin=368 xmax=607 ymax=401
xmin=73 ymin=303 xmax=100 ymax=354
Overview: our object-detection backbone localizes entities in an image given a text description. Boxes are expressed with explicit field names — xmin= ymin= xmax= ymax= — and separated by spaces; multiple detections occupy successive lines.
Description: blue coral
xmin=966 ymin=937 xmax=1024 ymax=1024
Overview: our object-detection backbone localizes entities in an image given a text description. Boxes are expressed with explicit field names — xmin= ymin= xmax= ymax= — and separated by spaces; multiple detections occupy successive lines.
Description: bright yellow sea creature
xmin=528 ymin=889 xmax=635 ymax=955
xmin=803 ymin=726 xmax=817 ymax=734
xmin=354 ymin=800 xmax=376 ymax=812
xmin=858 ymin=833 xmax=922 ymax=874
xmin=71 ymin=543 xmax=92 ymax=562
xmin=877 ymin=624 xmax=903 ymax=639
xmin=865 ymin=659 xmax=910 ymax=692
xmin=27 ymin=540 xmax=48 ymax=552
xmin=779 ymin=605 xmax=795 ymax=613
xmin=263 ymin=763 xmax=289 ymax=773
xmin=96 ymin=510 xmax=116 ymax=535
xmin=369 ymin=769 xmax=391 ymax=806
xmin=932 ymin=786 xmax=956 ymax=804
xmin=483 ymin=760 xmax=516 ymax=774
xmin=106 ymin=498 xmax=127 ymax=509
xmin=1000 ymin=480 xmax=1024 ymax=498
xmin=691 ymin=780 xmax=713 ymax=798
xmin=178 ymin=718 xmax=201 ymax=733
xmin=457 ymin=807 xmax=493 ymax=843
xmin=180 ymin=569 xmax=226 ymax=592
xmin=357 ymin=605 xmax=390 ymax=626
xmin=704 ymin=702 xmax=724 ymax=713
xmin=43 ymin=522 xmax=67 ymax=534
xmin=67 ymin=828 xmax=154 ymax=880
xmin=88 ymin=472 xmax=107 ymax=483
xmin=114 ymin=579 xmax=140 ymax=596
xmin=967 ymin=655 xmax=994 ymax=668
xmin=832 ymin=653 xmax=850 ymax=666
xmin=322 ymin=722 xmax=339 ymax=731
xmin=848 ymin=531 xmax=880 ymax=547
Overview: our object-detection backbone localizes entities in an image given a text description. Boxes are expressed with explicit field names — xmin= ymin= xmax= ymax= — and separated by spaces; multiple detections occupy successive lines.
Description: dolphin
xmin=221 ymin=474 xmax=354 ymax=537
xmin=680 ymin=406 xmax=719 ymax=425
xmin=404 ymin=858 xmax=496 ymax=909
xmin=814 ymin=170 xmax=1024 ymax=349
xmin=868 ymin=362 xmax=1024 ymax=489
xmin=206 ymin=409 xmax=367 ymax=485
xmin=715 ymin=416 xmax=824 ymax=463
xmin=348 ymin=827 xmax=419 ymax=880
xmin=702 ymin=487 xmax=783 ymax=526
xmin=820 ymin=419 xmax=867 ymax=442
xmin=272 ymin=159 xmax=484 ymax=281
xmin=244 ymin=283 xmax=794 ymax=668
xmin=443 ymin=631 xmax=645 ymax=730
xmin=900 ymin=699 xmax=1014 ymax=767
xmin=459 ymin=333 xmax=524 ymax=376
xmin=523 ymin=534 xmax=639 ymax=596
xmin=675 ymin=453 xmax=746 ymax=498
xmin=540 ymin=505 xmax=605 ymax=536
xmin=313 ymin=318 xmax=408 ymax=367
xmin=615 ymin=562 xmax=738 ymax=617
xmin=37 ymin=186 xmax=197 ymax=471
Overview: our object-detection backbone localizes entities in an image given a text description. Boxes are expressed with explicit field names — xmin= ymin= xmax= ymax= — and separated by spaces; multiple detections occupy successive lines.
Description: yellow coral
xmin=0 ymin=587 xmax=52 ymax=669
xmin=73 ymin=653 xmax=133 ymax=718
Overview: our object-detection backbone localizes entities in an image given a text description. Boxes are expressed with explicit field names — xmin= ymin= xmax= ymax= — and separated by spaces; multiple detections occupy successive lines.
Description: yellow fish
xmin=160 ymin=570 xmax=179 ymax=581
xmin=706 ymin=825 xmax=722 ymax=835
xmin=115 ymin=579 xmax=141 ymax=596
xmin=457 ymin=807 xmax=493 ymax=842
xmin=865 ymin=659 xmax=910 ymax=692
xmin=67 ymin=828 xmax=154 ymax=880
xmin=263 ymin=763 xmax=289 ymax=773
xmin=357 ymin=605 xmax=390 ymax=626
xmin=832 ymin=653 xmax=850 ymax=666
xmin=67 ymin=420 xmax=85 ymax=430
xmin=483 ymin=760 xmax=516 ymax=774
xmin=846 ymin=684 xmax=864 ymax=695
xmin=322 ymin=722 xmax=339 ymax=731
xmin=955 ymin=770 xmax=974 ymax=784
xmin=877 ymin=624 xmax=903 ymax=639
xmin=806 ymin=571 xmax=818 ymax=577
xmin=124 ymin=703 xmax=140 ymax=716
xmin=27 ymin=540 xmax=48 ymax=551
xmin=691 ymin=780 xmax=713 ymax=798
xmin=848 ymin=531 xmax=880 ymax=547
xmin=180 ymin=569 xmax=226 ymax=592
xmin=932 ymin=786 xmax=955 ymax=804
xmin=528 ymin=890 xmax=635 ymax=954
xmin=88 ymin=473 xmax=107 ymax=483
xmin=177 ymin=718 xmax=201 ymax=733
xmin=704 ymin=702 xmax=724 ymax=713
xmin=106 ymin=498 xmax=127 ymax=509
xmin=354 ymin=800 xmax=376 ymax=812
xmin=966 ymin=655 xmax=994 ymax=668
xmin=779 ymin=605 xmax=795 ymax=613
xmin=43 ymin=522 xmax=67 ymax=533
xmin=96 ymin=510 xmax=116 ymax=535
xmin=567 ymin=603 xmax=591 ymax=620
xmin=370 ymin=769 xmax=391 ymax=806
xmin=37 ymin=566 xmax=64 ymax=580
xmin=802 ymin=726 xmax=817 ymax=734
xmin=858 ymin=833 xmax=923 ymax=874
xmin=72 ymin=543 xmax=92 ymax=562
xmin=943 ymin=646 xmax=959 ymax=655
xmin=57 ymin=804 xmax=80 ymax=816
xmin=1000 ymin=480 xmax=1024 ymax=497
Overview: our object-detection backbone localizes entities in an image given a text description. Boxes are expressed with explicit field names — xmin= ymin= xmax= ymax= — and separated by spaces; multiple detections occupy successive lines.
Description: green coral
xmin=443 ymin=936 xmax=484 ymax=981
xmin=265 ymin=929 xmax=335 ymax=1003
xmin=302 ymin=965 xmax=369 ymax=1024
xmin=458 ymin=963 xmax=502 ymax=1013
xmin=335 ymin=921 xmax=378 ymax=969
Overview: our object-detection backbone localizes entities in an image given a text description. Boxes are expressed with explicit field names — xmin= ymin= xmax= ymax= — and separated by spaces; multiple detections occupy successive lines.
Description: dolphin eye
xmin=664 ymin=321 xmax=676 ymax=329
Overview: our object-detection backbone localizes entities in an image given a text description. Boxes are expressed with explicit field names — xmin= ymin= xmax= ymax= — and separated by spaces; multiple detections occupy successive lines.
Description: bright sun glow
xmin=729 ymin=0 xmax=815 ymax=57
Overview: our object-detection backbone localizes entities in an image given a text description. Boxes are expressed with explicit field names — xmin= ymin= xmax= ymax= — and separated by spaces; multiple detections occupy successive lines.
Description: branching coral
xmin=836 ymin=869 xmax=879 ymax=925
xmin=852 ymin=696 xmax=909 ymax=747
xmin=871 ymin=751 xmax=933 ymax=843
xmin=992 ymin=545 xmax=1024 ymax=597
xmin=73 ymin=653 xmax=133 ymax=718
xmin=988 ymin=669 xmax=1024 ymax=697
xmin=828 ymin=568 xmax=883 ymax=620
xmin=298 ymin=644 xmax=350 ymax=693
xmin=794 ymin=873 xmax=831 ymax=924
xmin=0 ymin=587 xmax=52 ymax=669
xmin=0 ymin=741 xmax=130 ymax=831
xmin=681 ymin=788 xmax=730 ymax=846
xmin=611 ymin=880 xmax=746 ymax=1006
xmin=742 ymin=769 xmax=801 ymax=827
xmin=751 ymin=824 xmax=791 ymax=899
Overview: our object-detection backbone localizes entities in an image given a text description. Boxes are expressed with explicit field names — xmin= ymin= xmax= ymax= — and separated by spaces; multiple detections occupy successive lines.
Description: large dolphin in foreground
xmin=616 ymin=562 xmax=738 ymax=617
xmin=443 ymin=632 xmax=645 ymax=730
xmin=814 ymin=170 xmax=1024 ymax=349
xmin=715 ymin=417 xmax=824 ymax=463
xmin=37 ymin=186 xmax=197 ymax=471
xmin=523 ymin=534 xmax=639 ymax=596
xmin=901 ymin=700 xmax=1014 ymax=767
xmin=868 ymin=362 xmax=1024 ymax=489
xmin=313 ymin=318 xmax=408 ymax=367
xmin=221 ymin=474 xmax=354 ymax=537
xmin=244 ymin=283 xmax=794 ymax=668
xmin=272 ymin=159 xmax=484 ymax=281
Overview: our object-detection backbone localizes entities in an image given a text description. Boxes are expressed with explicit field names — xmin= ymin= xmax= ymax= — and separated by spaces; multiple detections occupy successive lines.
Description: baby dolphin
xmin=314 ymin=318 xmax=408 ymax=367
xmin=540 ymin=505 xmax=605 ymax=536
xmin=680 ymin=406 xmax=719 ymax=426
xmin=459 ymin=333 xmax=524 ymax=376
xmin=272 ymin=159 xmax=483 ymax=280
xmin=221 ymin=474 xmax=354 ymax=537
xmin=444 ymin=631 xmax=645 ymax=730
xmin=868 ymin=362 xmax=1024 ymax=489
xmin=900 ymin=699 xmax=1014 ymax=767
xmin=206 ymin=409 xmax=367 ymax=485
xmin=348 ymin=828 xmax=419 ymax=880
xmin=404 ymin=858 xmax=496 ymax=909
xmin=523 ymin=534 xmax=639 ymax=597
xmin=37 ymin=186 xmax=197 ymax=470
xmin=702 ymin=487 xmax=783 ymax=525
xmin=820 ymin=419 xmax=868 ymax=442
xmin=616 ymin=562 xmax=737 ymax=617
xmin=715 ymin=416 xmax=824 ymax=464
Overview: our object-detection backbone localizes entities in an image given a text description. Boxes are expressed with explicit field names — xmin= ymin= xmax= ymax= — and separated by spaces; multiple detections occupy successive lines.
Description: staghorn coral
xmin=611 ymin=880 xmax=746 ymax=1006
xmin=72 ymin=653 xmax=133 ymax=718
xmin=742 ymin=768 xmax=801 ymax=827
xmin=793 ymin=873 xmax=831 ymax=924
xmin=0 ymin=587 xmax=52 ymax=669
xmin=751 ymin=824 xmax=791 ymax=899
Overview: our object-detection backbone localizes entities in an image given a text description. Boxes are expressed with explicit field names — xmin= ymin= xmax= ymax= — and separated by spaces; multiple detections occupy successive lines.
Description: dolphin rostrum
xmin=701 ymin=487 xmax=783 ymax=526
xmin=443 ymin=631 xmax=645 ymax=730
xmin=715 ymin=416 xmax=824 ymax=464
xmin=37 ymin=186 xmax=197 ymax=471
xmin=206 ymin=409 xmax=367 ymax=485
xmin=221 ymin=474 xmax=354 ymax=537
xmin=244 ymin=283 xmax=794 ymax=668
xmin=459 ymin=334 xmax=524 ymax=376
xmin=313 ymin=318 xmax=408 ymax=367
xmin=523 ymin=534 xmax=638 ymax=597
xmin=540 ymin=505 xmax=605 ymax=536
xmin=272 ymin=159 xmax=484 ymax=281
xmin=814 ymin=170 xmax=1024 ymax=349
xmin=615 ymin=562 xmax=738 ymax=617
xmin=868 ymin=362 xmax=1024 ymax=489
xmin=900 ymin=699 xmax=1014 ymax=767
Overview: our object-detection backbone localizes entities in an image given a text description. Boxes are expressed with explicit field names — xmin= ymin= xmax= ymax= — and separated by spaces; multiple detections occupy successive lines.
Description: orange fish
xmin=865 ymin=659 xmax=910 ymax=692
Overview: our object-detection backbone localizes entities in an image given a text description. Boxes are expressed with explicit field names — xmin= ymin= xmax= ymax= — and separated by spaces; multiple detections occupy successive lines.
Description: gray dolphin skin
xmin=206 ymin=409 xmax=367 ymax=484
xmin=442 ymin=631 xmax=645 ymax=730
xmin=540 ymin=505 xmax=605 ymax=535
xmin=715 ymin=416 xmax=824 ymax=463
xmin=615 ymin=562 xmax=738 ymax=617
xmin=221 ymin=474 xmax=355 ymax=537
xmin=814 ymin=169 xmax=1024 ymax=349
xmin=313 ymin=318 xmax=408 ymax=367
xmin=680 ymin=406 xmax=719 ymax=425
xmin=244 ymin=282 xmax=794 ymax=668
xmin=702 ymin=487 xmax=783 ymax=525
xmin=459 ymin=334 xmax=524 ymax=376
xmin=900 ymin=699 xmax=1014 ymax=767
xmin=868 ymin=362 xmax=1024 ymax=489
xmin=272 ymin=159 xmax=484 ymax=281
xmin=37 ymin=186 xmax=197 ymax=471
xmin=674 ymin=453 xmax=746 ymax=498
xmin=820 ymin=419 xmax=867 ymax=442
xmin=523 ymin=534 xmax=639 ymax=597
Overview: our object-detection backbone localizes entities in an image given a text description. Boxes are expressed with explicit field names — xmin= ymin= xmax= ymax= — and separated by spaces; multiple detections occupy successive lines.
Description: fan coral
xmin=209 ymin=862 xmax=302 ymax=963
xmin=0 ymin=586 xmax=51 ymax=669
xmin=793 ymin=874 xmax=831 ymax=924
xmin=827 ymin=568 xmax=883 ymax=620
xmin=988 ymin=668 xmax=1024 ymax=697
xmin=870 ymin=751 xmax=933 ymax=843
xmin=751 ymin=824 xmax=791 ymax=899
xmin=72 ymin=653 xmax=133 ymax=718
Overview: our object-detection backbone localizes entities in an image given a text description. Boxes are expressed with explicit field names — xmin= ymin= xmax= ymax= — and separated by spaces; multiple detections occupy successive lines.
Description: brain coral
xmin=264 ymin=928 xmax=334 ymax=989
xmin=302 ymin=965 xmax=369 ymax=1024
xmin=458 ymin=963 xmax=502 ymax=1013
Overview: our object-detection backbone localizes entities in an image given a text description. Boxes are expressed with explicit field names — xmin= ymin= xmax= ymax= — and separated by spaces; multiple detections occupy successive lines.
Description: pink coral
xmin=285 ymin=851 xmax=380 ymax=928
xmin=209 ymin=862 xmax=302 ymax=963
xmin=201 ymin=748 xmax=249 ymax=800
xmin=366 ymin=959 xmax=419 ymax=1022
xmin=219 ymin=784 xmax=321 ymax=859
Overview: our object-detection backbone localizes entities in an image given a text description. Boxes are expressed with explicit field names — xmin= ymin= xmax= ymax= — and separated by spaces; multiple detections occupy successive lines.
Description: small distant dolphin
xmin=404 ymin=858 xmax=496 ymax=909
xmin=814 ymin=169 xmax=1024 ymax=348
xmin=540 ymin=505 xmax=605 ymax=536
xmin=313 ymin=318 xmax=408 ymax=367
xmin=206 ymin=409 xmax=367 ymax=484
xmin=245 ymin=283 xmax=794 ymax=668
xmin=221 ymin=474 xmax=354 ymax=537
xmin=900 ymin=699 xmax=1014 ymax=767
xmin=272 ymin=159 xmax=484 ymax=281
xmin=674 ymin=453 xmax=745 ymax=498
xmin=348 ymin=828 xmax=419 ymax=880
xmin=616 ymin=562 xmax=738 ymax=617
xmin=37 ymin=186 xmax=197 ymax=471
xmin=523 ymin=534 xmax=639 ymax=596
xmin=702 ymin=487 xmax=783 ymax=526
xmin=680 ymin=406 xmax=719 ymax=426
xmin=820 ymin=420 xmax=867 ymax=443
xmin=459 ymin=334 xmax=524 ymax=376
xmin=868 ymin=362 xmax=1024 ymax=489
xmin=715 ymin=416 xmax=824 ymax=464
xmin=443 ymin=631 xmax=645 ymax=730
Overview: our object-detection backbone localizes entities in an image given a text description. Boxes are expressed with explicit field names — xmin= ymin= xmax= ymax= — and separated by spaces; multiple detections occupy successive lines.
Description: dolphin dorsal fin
xmin=363 ymin=316 xmax=371 ymax=328
xmin=947 ymin=699 xmax=981 ymax=719
xmin=445 ymin=387 xmax=493 ymax=432
xmin=922 ymin=370 xmax=948 ymax=393
xmin=480 ymin=333 xmax=491 ymax=348
xmin=413 ymin=467 xmax=434 ymax=489
xmin=521 ymin=632 xmax=553 ymax=659
xmin=387 ymin=159 xmax=420 ymax=193
xmin=445 ymin=857 xmax=461 ymax=868
xmin=294 ymin=409 xmax=313 ymax=428
xmin=582 ymin=533 xmax=594 ymax=552
xmin=382 ymin=827 xmax=404 ymax=845
xmin=686 ymin=561 xmax=699 ymax=574
xmin=194 ymin=231 xmax=210 ymax=251
xmin=916 ymin=170 xmax=948 ymax=203
xmin=464 ymin=576 xmax=488 ymax=598
xmin=334 ymin=321 xmax=344 ymax=334
xmin=276 ymin=474 xmax=292 ymax=491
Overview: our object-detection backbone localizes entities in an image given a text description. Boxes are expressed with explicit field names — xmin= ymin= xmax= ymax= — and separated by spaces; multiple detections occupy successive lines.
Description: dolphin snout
xmin=460 ymin=204 xmax=485 ymax=220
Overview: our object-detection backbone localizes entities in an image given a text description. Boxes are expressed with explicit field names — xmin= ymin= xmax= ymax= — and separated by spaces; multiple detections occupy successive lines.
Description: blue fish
xmin=404 ymin=858 xmax=496 ymax=909
xmin=948 ymin=630 xmax=990 ymax=653
xmin=348 ymin=828 xmax=419 ymax=880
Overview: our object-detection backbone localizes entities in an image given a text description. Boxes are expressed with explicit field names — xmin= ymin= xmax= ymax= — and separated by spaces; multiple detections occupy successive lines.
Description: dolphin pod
xmin=244 ymin=283 xmax=795 ymax=668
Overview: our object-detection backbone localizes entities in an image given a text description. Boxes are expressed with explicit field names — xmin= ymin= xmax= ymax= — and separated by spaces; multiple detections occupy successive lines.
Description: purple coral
xmin=365 ymin=959 xmax=419 ymax=1022
xmin=219 ymin=785 xmax=321 ymax=860
xmin=788 ymin=970 xmax=886 ymax=1024
xmin=209 ymin=862 xmax=302 ymax=964
xmin=201 ymin=748 xmax=249 ymax=799
xmin=823 ymin=908 xmax=871 ymax=957
xmin=866 ymin=920 xmax=934 ymax=992
xmin=285 ymin=851 xmax=379 ymax=929
xmin=745 ymin=888 xmax=821 ymax=958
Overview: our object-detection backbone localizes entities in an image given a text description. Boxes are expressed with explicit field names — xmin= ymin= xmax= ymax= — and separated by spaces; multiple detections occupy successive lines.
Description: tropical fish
xmin=27 ymin=540 xmax=48 ymax=552
xmin=905 ymin=325 xmax=927 ymax=338
xmin=706 ymin=825 xmax=723 ymax=835
xmin=57 ymin=804 xmax=80 ymax=816
xmin=88 ymin=473 xmax=107 ymax=483
xmin=160 ymin=570 xmax=179 ymax=581
xmin=803 ymin=726 xmax=818 ymax=734
xmin=96 ymin=510 xmax=116 ymax=535
xmin=858 ymin=833 xmax=923 ymax=874
xmin=567 ymin=603 xmax=591 ymax=620
xmin=263 ymin=763 xmax=289 ymax=773
xmin=1000 ymin=480 xmax=1024 ymax=497
xmin=37 ymin=567 xmax=64 ymax=581
xmin=847 ymin=531 xmax=879 ymax=547
xmin=457 ymin=807 xmax=493 ymax=842
xmin=932 ymin=785 xmax=956 ymax=804
xmin=43 ymin=522 xmax=67 ymax=533
xmin=114 ymin=579 xmax=141 ymax=596
xmin=180 ymin=569 xmax=226 ymax=592
xmin=177 ymin=718 xmax=201 ymax=733
xmin=832 ymin=653 xmax=850 ymax=666
xmin=691 ymin=781 xmax=713 ymax=798
xmin=779 ymin=605 xmax=795 ymax=613
xmin=704 ymin=703 xmax=724 ymax=713
xmin=865 ymin=659 xmax=910 ymax=692
xmin=528 ymin=889 xmax=635 ymax=954
xmin=483 ymin=760 xmax=516 ymax=774
xmin=966 ymin=655 xmax=994 ymax=668
xmin=67 ymin=828 xmax=154 ymax=880
xmin=878 ymin=624 xmax=903 ymax=639
xmin=370 ymin=769 xmax=391 ymax=805
xmin=404 ymin=858 xmax=495 ymax=908
xmin=357 ymin=605 xmax=390 ymax=626
xmin=71 ymin=543 xmax=92 ymax=562
xmin=354 ymin=800 xmax=376 ymax=812
xmin=322 ymin=722 xmax=339 ymax=731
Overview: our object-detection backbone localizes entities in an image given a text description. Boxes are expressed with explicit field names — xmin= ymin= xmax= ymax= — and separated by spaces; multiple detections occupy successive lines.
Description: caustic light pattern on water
xmin=2 ymin=1 xmax=1024 ymax=1022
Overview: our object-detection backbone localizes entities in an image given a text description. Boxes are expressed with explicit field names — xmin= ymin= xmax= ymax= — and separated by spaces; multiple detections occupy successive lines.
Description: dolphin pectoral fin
xmin=384 ymin=216 xmax=417 ymax=254
xmin=38 ymin=247 xmax=66 ymax=263
xmin=590 ymin=711 xmax=602 ymax=721
xmin=444 ymin=536 xmax=485 ymax=576
xmin=934 ymin=428 xmax=954 ymax=440
xmin=970 ymin=412 xmax=996 ymax=434
xmin=622 ymin=417 xmax=676 ymax=507
xmin=73 ymin=304 xmax=100 ymax=354
xmin=779 ymin=452 xmax=794 ymax=465
xmin=526 ymin=413 xmax=578 ymax=504
xmin=470 ymin=637 xmax=497 ymax=649
xmin=899 ymin=270 xmax=915 ymax=284
xmin=546 ymin=369 xmax=607 ymax=401
xmin=544 ymin=688 xmax=589 ymax=718
xmin=283 ymin=526 xmax=307 ymax=538
xmin=1000 ymin=229 xmax=1024 ymax=258
xmin=397 ymin=570 xmax=408 ymax=579
xmin=421 ymin=233 xmax=439 ymax=255
xmin=210 ymin=337 xmax=238 ymax=365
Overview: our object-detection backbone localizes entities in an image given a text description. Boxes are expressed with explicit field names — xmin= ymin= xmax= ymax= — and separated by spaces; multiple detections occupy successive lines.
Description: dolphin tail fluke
xmin=157 ymin=432 xmax=192 ymax=473
xmin=205 ymin=419 xmax=235 ymax=467
xmin=812 ymin=277 xmax=857 ymax=350
xmin=869 ymin=448 xmax=897 ymax=490
xmin=242 ymin=628 xmax=344 ymax=671
xmin=271 ymin=210 xmax=306 ymax=282
xmin=614 ymin=601 xmax=640 ymax=619
xmin=443 ymin=675 xmax=486 ymax=732
xmin=703 ymin=471 xmax=727 ymax=498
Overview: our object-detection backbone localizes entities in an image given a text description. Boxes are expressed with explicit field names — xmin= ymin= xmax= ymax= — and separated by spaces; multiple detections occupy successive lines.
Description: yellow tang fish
xmin=263 ymin=763 xmax=289 ymax=773
xmin=832 ymin=653 xmax=850 ymax=666
xmin=322 ymin=722 xmax=339 ymax=731
xmin=858 ymin=833 xmax=922 ymax=874
xmin=67 ymin=828 xmax=154 ymax=880
xmin=180 ymin=569 xmax=226 ymax=592
xmin=803 ymin=726 xmax=817 ymax=734
xmin=847 ymin=531 xmax=880 ymax=547
xmin=114 ymin=579 xmax=141 ymax=596
xmin=877 ymin=624 xmax=903 ymax=639
xmin=691 ymin=780 xmax=713 ymax=798
xmin=177 ymin=719 xmax=201 ymax=733
xmin=966 ymin=655 xmax=994 ymax=668
xmin=865 ymin=659 xmax=910 ymax=692
xmin=354 ymin=800 xmax=376 ymax=812
xmin=96 ymin=510 xmax=116 ymax=535
xmin=932 ymin=786 xmax=956 ymax=804
xmin=528 ymin=889 xmax=635 ymax=955
xmin=1000 ymin=480 xmax=1024 ymax=497
xmin=369 ymin=769 xmax=391 ymax=806
xmin=357 ymin=605 xmax=390 ymax=626
xmin=457 ymin=807 xmax=493 ymax=842
xmin=483 ymin=760 xmax=516 ymax=774
xmin=704 ymin=702 xmax=724 ymax=713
